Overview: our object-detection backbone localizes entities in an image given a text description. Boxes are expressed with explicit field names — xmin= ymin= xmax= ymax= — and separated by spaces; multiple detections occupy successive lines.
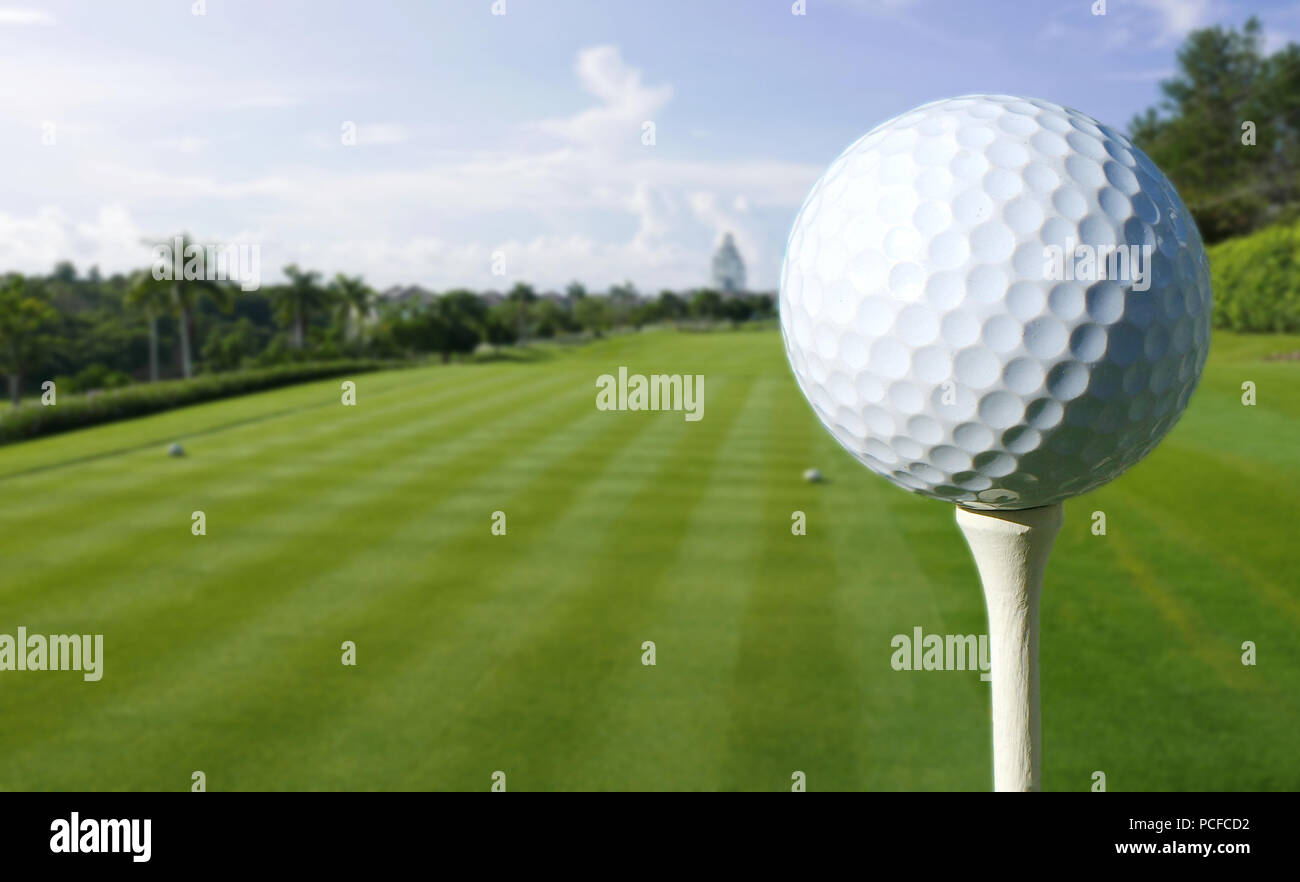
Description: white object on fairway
xmin=168 ymin=443 xmax=185 ymax=457
xmin=803 ymin=468 xmax=823 ymax=483
xmin=778 ymin=95 xmax=1211 ymax=791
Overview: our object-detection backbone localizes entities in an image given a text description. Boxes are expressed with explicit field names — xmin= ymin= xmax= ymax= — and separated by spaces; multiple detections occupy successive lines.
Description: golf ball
xmin=779 ymin=94 xmax=1211 ymax=510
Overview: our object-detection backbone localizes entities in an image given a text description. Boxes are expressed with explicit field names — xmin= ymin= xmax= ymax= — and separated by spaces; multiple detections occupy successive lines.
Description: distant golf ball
xmin=779 ymin=94 xmax=1211 ymax=509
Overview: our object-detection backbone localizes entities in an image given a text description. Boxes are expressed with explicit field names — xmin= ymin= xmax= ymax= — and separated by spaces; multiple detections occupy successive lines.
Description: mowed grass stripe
xmin=547 ymin=374 xmax=777 ymax=790
xmin=0 ymin=364 xmax=529 ymax=604
xmin=0 ymin=368 xmax=595 ymax=788
xmin=0 ymin=368 xmax=567 ymax=615
xmin=0 ymin=328 xmax=1295 ymax=791
xmin=1103 ymin=446 xmax=1300 ymax=627
xmin=708 ymin=376 xmax=850 ymax=791
xmin=396 ymin=374 xmax=756 ymax=791
xmin=0 ymin=361 xmax=468 ymax=478
xmin=0 ymin=363 xmax=527 ymax=530
xmin=173 ymin=387 xmax=675 ymax=789
xmin=1 ymin=365 xmax=667 ymax=789
xmin=265 ymin=376 xmax=714 ymax=789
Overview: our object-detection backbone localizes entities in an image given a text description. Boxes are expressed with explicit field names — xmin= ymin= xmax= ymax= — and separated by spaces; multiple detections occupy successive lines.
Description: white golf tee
xmin=955 ymin=503 xmax=1063 ymax=792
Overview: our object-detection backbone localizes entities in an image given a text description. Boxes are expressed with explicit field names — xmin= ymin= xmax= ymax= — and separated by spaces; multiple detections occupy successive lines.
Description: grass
xmin=0 ymin=326 xmax=1296 ymax=791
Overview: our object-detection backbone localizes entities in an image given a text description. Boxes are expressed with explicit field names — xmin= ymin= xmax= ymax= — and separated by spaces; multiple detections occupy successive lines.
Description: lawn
xmin=0 ymin=326 xmax=1296 ymax=791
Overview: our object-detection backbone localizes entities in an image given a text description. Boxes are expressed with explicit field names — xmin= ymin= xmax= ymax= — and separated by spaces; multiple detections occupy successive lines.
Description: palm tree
xmin=274 ymin=265 xmax=330 ymax=349
xmin=330 ymin=274 xmax=374 ymax=343
xmin=146 ymin=234 xmax=231 ymax=378
xmin=124 ymin=270 xmax=172 ymax=382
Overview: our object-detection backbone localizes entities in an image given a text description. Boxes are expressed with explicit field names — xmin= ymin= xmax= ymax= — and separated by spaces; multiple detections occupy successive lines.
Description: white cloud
xmin=1133 ymin=0 xmax=1220 ymax=46
xmin=0 ymin=7 xmax=54 ymax=25
xmin=0 ymin=44 xmax=817 ymax=291
xmin=356 ymin=123 xmax=410 ymax=146
xmin=152 ymin=136 xmax=207 ymax=154
xmin=535 ymin=45 xmax=672 ymax=148
xmin=228 ymin=95 xmax=299 ymax=110
xmin=0 ymin=206 xmax=149 ymax=275
xmin=1039 ymin=0 xmax=1221 ymax=51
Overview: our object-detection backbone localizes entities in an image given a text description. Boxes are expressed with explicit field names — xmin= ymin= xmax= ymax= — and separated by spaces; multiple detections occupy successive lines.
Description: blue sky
xmin=0 ymin=0 xmax=1296 ymax=291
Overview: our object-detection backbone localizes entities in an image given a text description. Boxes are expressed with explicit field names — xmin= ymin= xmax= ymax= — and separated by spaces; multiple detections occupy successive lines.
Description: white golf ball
xmin=780 ymin=94 xmax=1211 ymax=510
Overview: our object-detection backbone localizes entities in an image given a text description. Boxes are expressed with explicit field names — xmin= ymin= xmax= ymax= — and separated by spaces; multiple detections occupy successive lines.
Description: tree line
xmin=0 ymin=252 xmax=774 ymax=407
xmin=1130 ymin=16 xmax=1300 ymax=243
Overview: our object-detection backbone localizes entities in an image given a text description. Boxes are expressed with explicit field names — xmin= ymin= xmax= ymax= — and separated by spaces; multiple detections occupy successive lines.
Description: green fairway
xmin=1 ymin=327 xmax=1297 ymax=791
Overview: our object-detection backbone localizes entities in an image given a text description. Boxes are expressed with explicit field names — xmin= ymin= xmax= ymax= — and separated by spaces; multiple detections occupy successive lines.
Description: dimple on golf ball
xmin=779 ymin=94 xmax=1212 ymax=509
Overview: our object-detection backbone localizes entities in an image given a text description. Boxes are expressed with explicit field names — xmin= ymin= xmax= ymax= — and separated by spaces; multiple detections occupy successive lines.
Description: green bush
xmin=1207 ymin=218 xmax=1300 ymax=332
xmin=0 ymin=359 xmax=390 ymax=445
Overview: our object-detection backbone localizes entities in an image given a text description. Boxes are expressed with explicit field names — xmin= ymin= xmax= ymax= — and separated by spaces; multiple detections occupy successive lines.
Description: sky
xmin=0 ymin=0 xmax=1297 ymax=293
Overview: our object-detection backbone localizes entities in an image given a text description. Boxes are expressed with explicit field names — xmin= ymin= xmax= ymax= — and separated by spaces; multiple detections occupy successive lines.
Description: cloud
xmin=1039 ymin=0 xmax=1221 ymax=51
xmin=0 ymin=205 xmax=149 ymax=275
xmin=0 ymin=7 xmax=54 ymax=25
xmin=152 ymin=136 xmax=207 ymax=154
xmin=0 ymin=44 xmax=818 ymax=291
xmin=535 ymin=45 xmax=672 ymax=148
xmin=228 ymin=95 xmax=299 ymax=110
xmin=355 ymin=123 xmax=410 ymax=146
xmin=1133 ymin=0 xmax=1220 ymax=46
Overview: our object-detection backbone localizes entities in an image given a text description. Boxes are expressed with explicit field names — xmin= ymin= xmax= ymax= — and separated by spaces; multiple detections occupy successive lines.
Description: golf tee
xmin=955 ymin=502 xmax=1063 ymax=792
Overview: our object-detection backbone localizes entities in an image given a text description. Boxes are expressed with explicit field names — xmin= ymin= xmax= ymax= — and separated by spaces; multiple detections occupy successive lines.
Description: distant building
xmin=711 ymin=232 xmax=746 ymax=293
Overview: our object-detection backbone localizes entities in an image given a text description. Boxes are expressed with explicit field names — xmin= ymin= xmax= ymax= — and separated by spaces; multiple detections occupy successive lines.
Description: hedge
xmin=1207 ymin=218 xmax=1300 ymax=332
xmin=0 ymin=360 xmax=391 ymax=445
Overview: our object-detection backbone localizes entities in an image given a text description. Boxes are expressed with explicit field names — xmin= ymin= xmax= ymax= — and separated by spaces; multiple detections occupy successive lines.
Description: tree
xmin=282 ymin=265 xmax=329 ymax=348
xmin=201 ymin=318 xmax=261 ymax=372
xmin=0 ymin=276 xmax=60 ymax=407
xmin=145 ymin=234 xmax=232 ymax=378
xmin=124 ymin=270 xmax=172 ymax=382
xmin=388 ymin=291 xmax=485 ymax=362
xmin=574 ymin=296 xmax=612 ymax=337
xmin=723 ymin=296 xmax=755 ymax=327
xmin=330 ymin=274 xmax=375 ymax=343
xmin=658 ymin=290 xmax=687 ymax=321
xmin=506 ymin=282 xmax=537 ymax=342
xmin=485 ymin=302 xmax=519 ymax=349
xmin=607 ymin=281 xmax=639 ymax=327
xmin=433 ymin=290 xmax=486 ymax=362
xmin=530 ymin=299 xmax=576 ymax=338
xmin=630 ymin=299 xmax=663 ymax=329
xmin=689 ymin=288 xmax=724 ymax=321
xmin=274 ymin=265 xmax=331 ymax=349
xmin=1129 ymin=17 xmax=1297 ymax=242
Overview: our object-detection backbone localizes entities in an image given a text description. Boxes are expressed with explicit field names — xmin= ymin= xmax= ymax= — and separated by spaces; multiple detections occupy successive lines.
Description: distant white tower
xmin=711 ymin=232 xmax=747 ymax=293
